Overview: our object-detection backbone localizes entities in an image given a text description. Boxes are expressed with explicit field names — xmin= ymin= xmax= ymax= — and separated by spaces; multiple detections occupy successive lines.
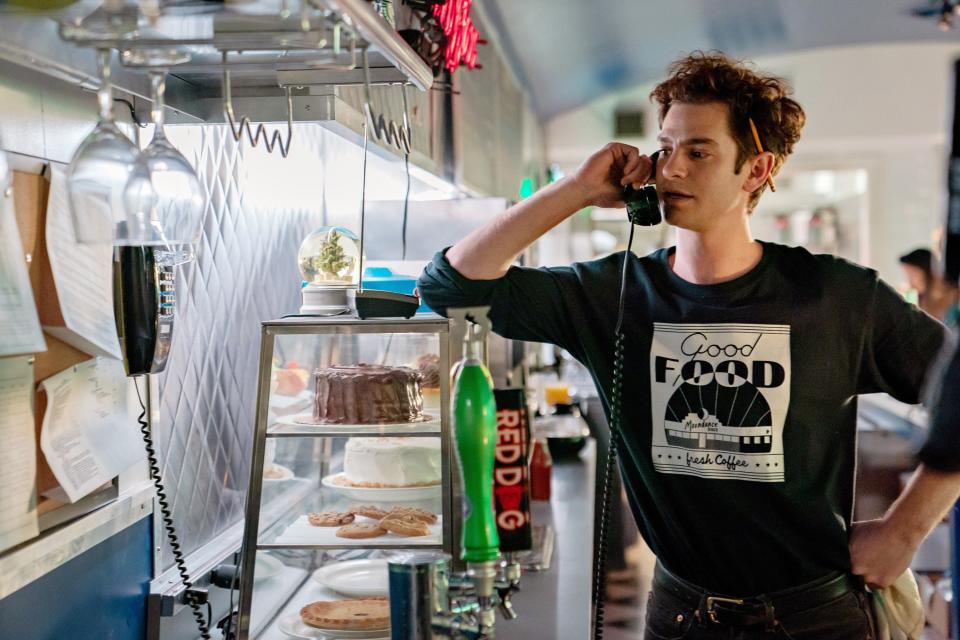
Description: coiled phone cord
xmin=591 ymin=221 xmax=636 ymax=640
xmin=134 ymin=380 xmax=212 ymax=640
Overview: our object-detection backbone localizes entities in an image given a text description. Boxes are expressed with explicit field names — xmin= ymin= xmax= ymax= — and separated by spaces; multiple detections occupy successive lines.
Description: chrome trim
xmin=0 ymin=485 xmax=154 ymax=599
xmin=326 ymin=0 xmax=433 ymax=90
xmin=236 ymin=330 xmax=277 ymax=636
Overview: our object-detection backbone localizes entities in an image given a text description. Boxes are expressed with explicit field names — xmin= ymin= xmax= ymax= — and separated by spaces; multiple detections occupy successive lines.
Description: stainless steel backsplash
xmin=156 ymin=124 xmax=323 ymax=568
xmin=156 ymin=123 xmax=431 ymax=569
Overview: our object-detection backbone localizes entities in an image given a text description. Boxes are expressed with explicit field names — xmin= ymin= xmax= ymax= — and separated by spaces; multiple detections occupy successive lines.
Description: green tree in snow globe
xmin=298 ymin=226 xmax=361 ymax=286
xmin=297 ymin=226 xmax=362 ymax=315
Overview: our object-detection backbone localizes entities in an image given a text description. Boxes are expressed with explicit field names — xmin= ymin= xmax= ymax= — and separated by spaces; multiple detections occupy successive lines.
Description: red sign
xmin=432 ymin=0 xmax=482 ymax=72
xmin=493 ymin=388 xmax=532 ymax=552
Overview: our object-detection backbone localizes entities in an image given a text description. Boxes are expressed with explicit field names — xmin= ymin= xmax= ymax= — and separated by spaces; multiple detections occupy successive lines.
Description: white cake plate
xmin=321 ymin=474 xmax=441 ymax=502
xmin=273 ymin=414 xmax=440 ymax=435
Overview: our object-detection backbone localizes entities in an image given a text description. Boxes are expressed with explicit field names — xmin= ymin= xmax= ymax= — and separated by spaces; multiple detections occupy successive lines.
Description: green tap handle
xmin=452 ymin=357 xmax=501 ymax=563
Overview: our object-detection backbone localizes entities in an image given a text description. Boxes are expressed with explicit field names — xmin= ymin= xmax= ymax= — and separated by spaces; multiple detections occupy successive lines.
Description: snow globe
xmin=297 ymin=226 xmax=361 ymax=315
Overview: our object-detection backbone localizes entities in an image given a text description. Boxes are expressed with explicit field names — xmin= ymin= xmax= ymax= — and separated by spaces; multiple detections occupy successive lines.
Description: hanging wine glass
xmin=66 ymin=48 xmax=142 ymax=244
xmin=122 ymin=68 xmax=204 ymax=260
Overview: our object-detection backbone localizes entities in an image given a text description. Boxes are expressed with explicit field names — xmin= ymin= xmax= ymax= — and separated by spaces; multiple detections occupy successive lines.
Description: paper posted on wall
xmin=0 ymin=190 xmax=45 ymax=357
xmin=43 ymin=167 xmax=120 ymax=359
xmin=0 ymin=355 xmax=39 ymax=553
xmin=39 ymin=357 xmax=143 ymax=503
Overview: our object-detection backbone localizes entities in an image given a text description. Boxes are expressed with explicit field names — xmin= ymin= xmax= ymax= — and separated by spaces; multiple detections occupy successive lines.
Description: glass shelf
xmin=266 ymin=417 xmax=441 ymax=438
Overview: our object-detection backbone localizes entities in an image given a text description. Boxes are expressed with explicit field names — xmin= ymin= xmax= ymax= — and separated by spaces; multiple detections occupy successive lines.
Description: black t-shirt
xmin=418 ymin=241 xmax=949 ymax=595
xmin=925 ymin=332 xmax=960 ymax=470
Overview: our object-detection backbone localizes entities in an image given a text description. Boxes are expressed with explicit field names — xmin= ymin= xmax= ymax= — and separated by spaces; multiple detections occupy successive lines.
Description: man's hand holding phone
xmin=568 ymin=142 xmax=655 ymax=209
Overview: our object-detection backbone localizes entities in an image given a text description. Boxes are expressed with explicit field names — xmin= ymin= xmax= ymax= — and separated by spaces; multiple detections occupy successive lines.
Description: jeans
xmin=643 ymin=578 xmax=876 ymax=640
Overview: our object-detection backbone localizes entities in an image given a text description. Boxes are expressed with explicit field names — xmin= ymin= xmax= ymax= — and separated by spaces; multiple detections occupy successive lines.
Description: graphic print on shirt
xmin=650 ymin=323 xmax=791 ymax=482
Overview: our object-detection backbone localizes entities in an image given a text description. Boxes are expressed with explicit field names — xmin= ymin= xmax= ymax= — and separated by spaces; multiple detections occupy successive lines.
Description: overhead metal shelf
xmin=0 ymin=0 xmax=434 ymax=122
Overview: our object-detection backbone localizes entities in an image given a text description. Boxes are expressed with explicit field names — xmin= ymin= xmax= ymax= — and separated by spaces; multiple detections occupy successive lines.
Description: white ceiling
xmin=479 ymin=0 xmax=960 ymax=120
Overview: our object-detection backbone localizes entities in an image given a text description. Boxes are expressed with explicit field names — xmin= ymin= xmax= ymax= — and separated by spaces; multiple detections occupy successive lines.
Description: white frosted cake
xmin=340 ymin=437 xmax=441 ymax=487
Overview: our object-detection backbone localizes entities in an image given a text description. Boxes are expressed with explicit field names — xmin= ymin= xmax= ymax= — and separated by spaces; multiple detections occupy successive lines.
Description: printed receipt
xmin=39 ymin=358 xmax=143 ymax=503
xmin=0 ymin=190 xmax=45 ymax=357
xmin=0 ymin=356 xmax=39 ymax=553
xmin=44 ymin=167 xmax=121 ymax=359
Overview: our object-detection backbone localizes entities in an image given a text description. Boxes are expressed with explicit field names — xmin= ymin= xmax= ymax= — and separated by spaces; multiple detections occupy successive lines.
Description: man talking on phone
xmin=418 ymin=52 xmax=956 ymax=639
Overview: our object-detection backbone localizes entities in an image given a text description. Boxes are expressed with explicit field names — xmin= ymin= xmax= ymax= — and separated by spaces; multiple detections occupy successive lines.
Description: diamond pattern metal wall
xmin=155 ymin=125 xmax=326 ymax=569
xmin=153 ymin=122 xmax=435 ymax=570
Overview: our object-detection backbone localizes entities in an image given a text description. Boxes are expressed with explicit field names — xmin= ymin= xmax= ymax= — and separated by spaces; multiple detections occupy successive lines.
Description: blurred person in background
xmin=899 ymin=247 xmax=959 ymax=327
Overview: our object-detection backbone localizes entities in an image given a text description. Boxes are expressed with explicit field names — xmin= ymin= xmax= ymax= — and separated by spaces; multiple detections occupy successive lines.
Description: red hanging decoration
xmin=432 ymin=0 xmax=483 ymax=72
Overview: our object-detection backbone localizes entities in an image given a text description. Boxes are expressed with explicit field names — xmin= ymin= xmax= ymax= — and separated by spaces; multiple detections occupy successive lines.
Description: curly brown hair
xmin=650 ymin=51 xmax=805 ymax=211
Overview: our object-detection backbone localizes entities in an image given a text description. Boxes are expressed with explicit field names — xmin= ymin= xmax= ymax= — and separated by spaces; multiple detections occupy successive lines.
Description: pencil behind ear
xmin=749 ymin=117 xmax=776 ymax=193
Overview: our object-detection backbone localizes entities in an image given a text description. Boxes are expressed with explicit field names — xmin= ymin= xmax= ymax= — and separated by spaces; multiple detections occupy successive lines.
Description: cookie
xmin=336 ymin=523 xmax=387 ymax=539
xmin=385 ymin=506 xmax=437 ymax=524
xmin=307 ymin=511 xmax=355 ymax=527
xmin=349 ymin=505 xmax=389 ymax=520
xmin=379 ymin=513 xmax=431 ymax=537
xmin=300 ymin=598 xmax=389 ymax=630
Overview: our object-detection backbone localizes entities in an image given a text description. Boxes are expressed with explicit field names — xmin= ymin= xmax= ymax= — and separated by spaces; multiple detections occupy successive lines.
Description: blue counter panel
xmin=0 ymin=517 xmax=151 ymax=640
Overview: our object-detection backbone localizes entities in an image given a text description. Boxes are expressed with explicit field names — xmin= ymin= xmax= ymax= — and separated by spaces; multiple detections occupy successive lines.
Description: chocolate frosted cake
xmin=415 ymin=354 xmax=441 ymax=389
xmin=313 ymin=364 xmax=424 ymax=424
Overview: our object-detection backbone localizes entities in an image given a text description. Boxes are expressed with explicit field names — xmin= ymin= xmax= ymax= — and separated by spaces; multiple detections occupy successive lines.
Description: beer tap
xmin=388 ymin=307 xmax=523 ymax=640
xmin=494 ymin=556 xmax=522 ymax=620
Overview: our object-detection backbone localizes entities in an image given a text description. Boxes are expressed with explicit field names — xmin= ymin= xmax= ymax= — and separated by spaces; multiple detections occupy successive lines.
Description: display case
xmin=237 ymin=316 xmax=454 ymax=639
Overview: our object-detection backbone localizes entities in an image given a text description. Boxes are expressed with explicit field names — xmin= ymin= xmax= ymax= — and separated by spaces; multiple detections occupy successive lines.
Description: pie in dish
xmin=299 ymin=598 xmax=390 ymax=630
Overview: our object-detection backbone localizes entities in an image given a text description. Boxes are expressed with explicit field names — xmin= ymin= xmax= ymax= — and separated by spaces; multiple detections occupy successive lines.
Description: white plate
xmin=254 ymin=553 xmax=284 ymax=583
xmin=274 ymin=414 xmax=440 ymax=435
xmin=277 ymin=612 xmax=388 ymax=639
xmin=274 ymin=514 xmax=442 ymax=546
xmin=321 ymin=473 xmax=441 ymax=502
xmin=263 ymin=464 xmax=295 ymax=482
xmin=312 ymin=560 xmax=389 ymax=598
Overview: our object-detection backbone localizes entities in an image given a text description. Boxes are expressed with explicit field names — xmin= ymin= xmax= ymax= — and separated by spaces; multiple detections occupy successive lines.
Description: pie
xmin=299 ymin=598 xmax=390 ymax=630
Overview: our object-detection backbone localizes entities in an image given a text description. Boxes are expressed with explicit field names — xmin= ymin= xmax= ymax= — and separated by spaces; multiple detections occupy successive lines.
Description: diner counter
xmin=501 ymin=438 xmax=597 ymax=640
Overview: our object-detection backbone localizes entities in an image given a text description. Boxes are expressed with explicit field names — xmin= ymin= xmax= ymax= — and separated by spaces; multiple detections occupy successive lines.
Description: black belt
xmin=653 ymin=563 xmax=862 ymax=629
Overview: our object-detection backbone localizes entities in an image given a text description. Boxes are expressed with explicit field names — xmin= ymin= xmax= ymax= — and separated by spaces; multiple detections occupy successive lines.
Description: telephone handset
xmin=621 ymin=150 xmax=662 ymax=226
xmin=592 ymin=149 xmax=661 ymax=638
xmin=112 ymin=246 xmax=175 ymax=376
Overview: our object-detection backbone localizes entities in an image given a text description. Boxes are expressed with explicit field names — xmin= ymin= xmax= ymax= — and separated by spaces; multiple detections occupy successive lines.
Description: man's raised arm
xmin=447 ymin=143 xmax=653 ymax=279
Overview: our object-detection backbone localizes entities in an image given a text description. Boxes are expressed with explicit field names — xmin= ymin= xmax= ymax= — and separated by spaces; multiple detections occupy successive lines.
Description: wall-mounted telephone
xmin=112 ymin=245 xmax=213 ymax=637
xmin=621 ymin=150 xmax=661 ymax=226
xmin=112 ymin=246 xmax=175 ymax=376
